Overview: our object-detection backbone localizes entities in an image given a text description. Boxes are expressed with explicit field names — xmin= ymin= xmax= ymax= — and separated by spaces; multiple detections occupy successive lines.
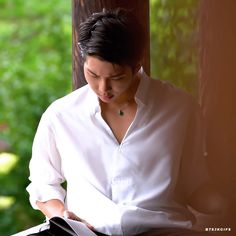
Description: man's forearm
xmin=36 ymin=199 xmax=66 ymax=219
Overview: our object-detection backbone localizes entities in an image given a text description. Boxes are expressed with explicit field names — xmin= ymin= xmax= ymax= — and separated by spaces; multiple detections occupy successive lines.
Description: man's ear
xmin=132 ymin=63 xmax=141 ymax=74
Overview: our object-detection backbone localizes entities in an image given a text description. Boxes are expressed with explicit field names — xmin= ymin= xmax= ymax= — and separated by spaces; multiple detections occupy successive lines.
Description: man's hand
xmin=63 ymin=210 xmax=94 ymax=230
xmin=36 ymin=199 xmax=94 ymax=230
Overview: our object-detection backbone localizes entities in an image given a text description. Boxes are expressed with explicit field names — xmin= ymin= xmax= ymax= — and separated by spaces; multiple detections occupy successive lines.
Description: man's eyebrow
xmin=87 ymin=67 xmax=125 ymax=78
xmin=87 ymin=68 xmax=98 ymax=76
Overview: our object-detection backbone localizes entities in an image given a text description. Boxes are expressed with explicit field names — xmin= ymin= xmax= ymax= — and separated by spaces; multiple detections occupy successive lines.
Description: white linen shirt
xmin=27 ymin=70 xmax=209 ymax=235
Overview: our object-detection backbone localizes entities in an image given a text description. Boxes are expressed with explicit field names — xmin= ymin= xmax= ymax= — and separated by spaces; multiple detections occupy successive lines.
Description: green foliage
xmin=0 ymin=0 xmax=71 ymax=235
xmin=150 ymin=0 xmax=199 ymax=95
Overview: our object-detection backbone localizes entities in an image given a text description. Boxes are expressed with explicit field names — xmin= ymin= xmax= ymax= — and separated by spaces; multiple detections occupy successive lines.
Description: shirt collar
xmin=87 ymin=86 xmax=101 ymax=115
xmin=134 ymin=67 xmax=150 ymax=106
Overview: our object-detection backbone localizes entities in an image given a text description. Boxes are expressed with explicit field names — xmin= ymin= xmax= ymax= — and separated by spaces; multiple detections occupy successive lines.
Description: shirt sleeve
xmin=26 ymin=111 xmax=66 ymax=209
xmin=178 ymin=102 xmax=210 ymax=199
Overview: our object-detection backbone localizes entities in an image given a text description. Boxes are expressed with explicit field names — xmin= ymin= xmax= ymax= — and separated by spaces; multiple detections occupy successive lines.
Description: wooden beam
xmin=199 ymin=0 xmax=236 ymax=216
xmin=72 ymin=0 xmax=150 ymax=89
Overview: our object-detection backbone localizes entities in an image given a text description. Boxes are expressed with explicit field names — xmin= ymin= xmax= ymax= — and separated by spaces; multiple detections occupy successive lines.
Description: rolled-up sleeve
xmin=26 ymin=112 xmax=66 ymax=209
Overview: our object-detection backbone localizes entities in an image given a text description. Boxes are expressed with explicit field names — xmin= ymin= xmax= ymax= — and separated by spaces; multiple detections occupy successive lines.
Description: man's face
xmin=84 ymin=56 xmax=136 ymax=104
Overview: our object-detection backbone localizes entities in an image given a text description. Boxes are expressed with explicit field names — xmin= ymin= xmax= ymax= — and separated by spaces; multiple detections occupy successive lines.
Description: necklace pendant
xmin=118 ymin=110 xmax=124 ymax=116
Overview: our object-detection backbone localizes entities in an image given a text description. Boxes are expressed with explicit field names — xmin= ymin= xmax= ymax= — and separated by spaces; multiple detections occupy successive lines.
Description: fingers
xmin=63 ymin=210 xmax=94 ymax=230
xmin=81 ymin=220 xmax=94 ymax=230
xmin=63 ymin=210 xmax=79 ymax=220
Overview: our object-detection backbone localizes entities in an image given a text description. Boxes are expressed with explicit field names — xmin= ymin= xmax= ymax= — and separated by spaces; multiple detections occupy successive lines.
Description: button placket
xmin=111 ymin=146 xmax=135 ymax=204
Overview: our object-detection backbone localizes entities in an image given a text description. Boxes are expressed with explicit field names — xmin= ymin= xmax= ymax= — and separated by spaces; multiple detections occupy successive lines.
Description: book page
xmin=64 ymin=218 xmax=97 ymax=236
xmin=12 ymin=218 xmax=97 ymax=236
xmin=11 ymin=222 xmax=49 ymax=236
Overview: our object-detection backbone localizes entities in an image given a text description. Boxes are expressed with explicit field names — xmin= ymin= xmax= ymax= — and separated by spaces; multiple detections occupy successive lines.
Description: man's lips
xmin=99 ymin=94 xmax=114 ymax=101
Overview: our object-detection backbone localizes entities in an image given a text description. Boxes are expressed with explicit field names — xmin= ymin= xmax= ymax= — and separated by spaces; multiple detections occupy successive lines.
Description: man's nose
xmin=99 ymin=78 xmax=111 ymax=93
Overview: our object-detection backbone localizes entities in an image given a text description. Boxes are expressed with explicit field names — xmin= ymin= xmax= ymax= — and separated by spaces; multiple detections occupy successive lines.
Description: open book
xmin=12 ymin=217 xmax=97 ymax=236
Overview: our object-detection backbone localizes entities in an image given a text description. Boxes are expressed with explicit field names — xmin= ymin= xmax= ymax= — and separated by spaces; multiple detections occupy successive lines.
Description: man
xmin=27 ymin=8 xmax=224 ymax=235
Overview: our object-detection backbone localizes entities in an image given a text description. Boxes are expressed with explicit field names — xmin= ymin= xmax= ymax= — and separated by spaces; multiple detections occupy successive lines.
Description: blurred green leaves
xmin=0 ymin=152 xmax=18 ymax=175
xmin=0 ymin=0 xmax=71 ymax=234
xmin=150 ymin=0 xmax=199 ymax=95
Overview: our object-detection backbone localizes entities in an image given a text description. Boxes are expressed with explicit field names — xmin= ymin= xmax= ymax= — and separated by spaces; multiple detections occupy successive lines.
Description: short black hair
xmin=78 ymin=8 xmax=147 ymax=68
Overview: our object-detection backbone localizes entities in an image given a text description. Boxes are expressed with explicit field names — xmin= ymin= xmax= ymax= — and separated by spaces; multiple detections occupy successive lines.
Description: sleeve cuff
xmin=26 ymin=183 xmax=66 ymax=209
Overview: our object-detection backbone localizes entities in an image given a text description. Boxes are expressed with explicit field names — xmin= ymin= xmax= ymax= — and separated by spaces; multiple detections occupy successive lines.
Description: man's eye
xmin=89 ymin=73 xmax=98 ymax=79
xmin=111 ymin=76 xmax=124 ymax=80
